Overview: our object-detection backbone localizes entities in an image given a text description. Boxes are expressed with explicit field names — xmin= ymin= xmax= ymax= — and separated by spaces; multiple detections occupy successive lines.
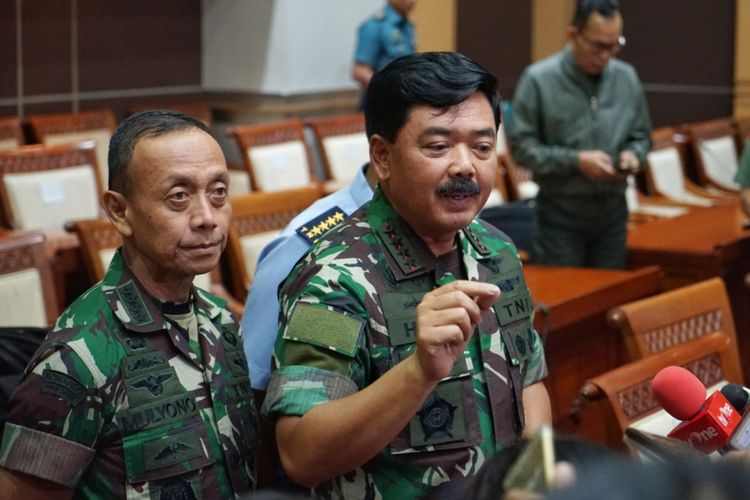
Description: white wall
xmin=202 ymin=0 xmax=381 ymax=95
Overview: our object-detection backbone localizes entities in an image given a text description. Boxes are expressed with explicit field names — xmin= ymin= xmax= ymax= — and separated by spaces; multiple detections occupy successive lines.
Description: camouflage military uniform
xmin=263 ymin=188 xmax=547 ymax=499
xmin=0 ymin=250 xmax=258 ymax=499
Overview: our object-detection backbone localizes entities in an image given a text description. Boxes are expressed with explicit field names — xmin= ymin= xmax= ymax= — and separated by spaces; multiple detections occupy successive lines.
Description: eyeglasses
xmin=577 ymin=31 xmax=626 ymax=55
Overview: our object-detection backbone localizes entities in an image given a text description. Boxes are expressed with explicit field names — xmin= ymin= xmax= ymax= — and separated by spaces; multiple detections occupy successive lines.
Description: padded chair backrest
xmin=577 ymin=331 xmax=738 ymax=449
xmin=0 ymin=142 xmax=102 ymax=230
xmin=226 ymin=185 xmax=322 ymax=301
xmin=0 ymin=117 xmax=24 ymax=151
xmin=228 ymin=120 xmax=317 ymax=192
xmin=306 ymin=113 xmax=369 ymax=184
xmin=646 ymin=127 xmax=689 ymax=200
xmin=0 ymin=231 xmax=58 ymax=327
xmin=26 ymin=108 xmax=117 ymax=191
xmin=686 ymin=118 xmax=740 ymax=191
xmin=69 ymin=218 xmax=217 ymax=291
xmin=607 ymin=277 xmax=742 ymax=381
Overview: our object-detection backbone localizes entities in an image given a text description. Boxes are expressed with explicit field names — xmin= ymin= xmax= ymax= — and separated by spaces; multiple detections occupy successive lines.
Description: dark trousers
xmin=533 ymin=196 xmax=628 ymax=269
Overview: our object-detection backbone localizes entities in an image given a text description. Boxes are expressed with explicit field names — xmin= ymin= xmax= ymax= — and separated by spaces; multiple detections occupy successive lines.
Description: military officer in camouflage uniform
xmin=0 ymin=110 xmax=258 ymax=499
xmin=264 ymin=52 xmax=552 ymax=499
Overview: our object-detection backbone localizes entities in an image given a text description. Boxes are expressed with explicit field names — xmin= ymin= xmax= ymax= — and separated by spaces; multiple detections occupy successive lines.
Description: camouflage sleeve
xmin=262 ymin=301 xmax=365 ymax=418
xmin=523 ymin=327 xmax=548 ymax=387
xmin=0 ymin=345 xmax=103 ymax=487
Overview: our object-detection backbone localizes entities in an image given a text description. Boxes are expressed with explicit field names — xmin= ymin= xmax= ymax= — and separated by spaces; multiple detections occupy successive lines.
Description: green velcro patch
xmin=41 ymin=369 xmax=87 ymax=407
xmin=283 ymin=303 xmax=363 ymax=358
xmin=143 ymin=430 xmax=203 ymax=471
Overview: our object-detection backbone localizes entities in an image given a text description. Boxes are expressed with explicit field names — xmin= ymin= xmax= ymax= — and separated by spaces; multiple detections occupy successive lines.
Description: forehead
xmin=129 ymin=129 xmax=226 ymax=183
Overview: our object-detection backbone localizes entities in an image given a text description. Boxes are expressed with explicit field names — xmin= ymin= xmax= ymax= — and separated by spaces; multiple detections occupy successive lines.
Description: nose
xmin=191 ymin=194 xmax=219 ymax=230
xmin=449 ymin=144 xmax=476 ymax=177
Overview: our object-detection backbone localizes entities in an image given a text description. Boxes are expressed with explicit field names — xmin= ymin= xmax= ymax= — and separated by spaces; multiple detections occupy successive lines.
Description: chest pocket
xmin=380 ymin=291 xmax=483 ymax=459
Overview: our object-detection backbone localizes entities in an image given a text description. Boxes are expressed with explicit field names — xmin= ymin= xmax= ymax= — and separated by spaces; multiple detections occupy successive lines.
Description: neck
xmin=123 ymin=248 xmax=193 ymax=303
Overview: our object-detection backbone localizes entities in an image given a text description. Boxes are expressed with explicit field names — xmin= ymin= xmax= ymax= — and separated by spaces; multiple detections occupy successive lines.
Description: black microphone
xmin=721 ymin=383 xmax=749 ymax=414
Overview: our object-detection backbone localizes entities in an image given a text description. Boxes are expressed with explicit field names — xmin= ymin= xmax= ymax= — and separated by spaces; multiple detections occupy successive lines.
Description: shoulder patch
xmin=283 ymin=303 xmax=363 ymax=358
xmin=41 ymin=369 xmax=87 ymax=407
xmin=295 ymin=206 xmax=347 ymax=244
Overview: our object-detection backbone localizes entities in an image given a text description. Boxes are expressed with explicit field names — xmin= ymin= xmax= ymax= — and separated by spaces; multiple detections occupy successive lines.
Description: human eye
xmin=210 ymin=184 xmax=228 ymax=204
xmin=167 ymin=190 xmax=190 ymax=209
xmin=474 ymin=141 xmax=495 ymax=157
xmin=424 ymin=142 xmax=450 ymax=155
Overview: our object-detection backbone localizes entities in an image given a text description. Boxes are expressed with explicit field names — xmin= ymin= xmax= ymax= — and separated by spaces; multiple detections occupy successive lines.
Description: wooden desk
xmin=524 ymin=264 xmax=662 ymax=445
xmin=626 ymin=205 xmax=750 ymax=382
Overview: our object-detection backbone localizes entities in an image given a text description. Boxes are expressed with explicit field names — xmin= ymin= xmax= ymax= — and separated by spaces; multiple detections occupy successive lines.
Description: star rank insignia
xmin=296 ymin=206 xmax=347 ymax=244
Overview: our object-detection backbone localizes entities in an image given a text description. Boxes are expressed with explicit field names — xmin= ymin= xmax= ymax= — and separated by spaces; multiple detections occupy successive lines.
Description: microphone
xmin=721 ymin=383 xmax=749 ymax=414
xmin=651 ymin=366 xmax=741 ymax=453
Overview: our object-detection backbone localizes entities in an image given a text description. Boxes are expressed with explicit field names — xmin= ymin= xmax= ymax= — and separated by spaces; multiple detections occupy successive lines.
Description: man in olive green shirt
xmin=507 ymin=0 xmax=652 ymax=269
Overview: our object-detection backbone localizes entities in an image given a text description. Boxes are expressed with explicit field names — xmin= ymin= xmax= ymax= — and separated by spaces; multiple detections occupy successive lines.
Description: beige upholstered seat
xmin=0 ymin=231 xmax=59 ymax=327
xmin=575 ymin=331 xmax=740 ymax=450
xmin=686 ymin=117 xmax=740 ymax=193
xmin=0 ymin=142 xmax=102 ymax=230
xmin=0 ymin=116 xmax=24 ymax=151
xmin=26 ymin=108 xmax=117 ymax=192
xmin=646 ymin=127 xmax=733 ymax=207
xmin=306 ymin=113 xmax=369 ymax=185
xmin=226 ymin=186 xmax=322 ymax=301
xmin=607 ymin=277 xmax=742 ymax=377
xmin=228 ymin=120 xmax=318 ymax=192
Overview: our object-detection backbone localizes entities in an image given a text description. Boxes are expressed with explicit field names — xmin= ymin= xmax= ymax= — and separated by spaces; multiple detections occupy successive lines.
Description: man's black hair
xmin=364 ymin=51 xmax=501 ymax=143
xmin=571 ymin=0 xmax=621 ymax=31
xmin=108 ymin=109 xmax=213 ymax=195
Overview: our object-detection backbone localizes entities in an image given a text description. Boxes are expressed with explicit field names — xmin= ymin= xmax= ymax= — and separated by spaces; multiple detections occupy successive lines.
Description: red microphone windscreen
xmin=652 ymin=366 xmax=707 ymax=420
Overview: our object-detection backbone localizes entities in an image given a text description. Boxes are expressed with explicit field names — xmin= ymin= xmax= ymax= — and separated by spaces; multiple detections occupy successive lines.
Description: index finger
xmin=437 ymin=280 xmax=500 ymax=310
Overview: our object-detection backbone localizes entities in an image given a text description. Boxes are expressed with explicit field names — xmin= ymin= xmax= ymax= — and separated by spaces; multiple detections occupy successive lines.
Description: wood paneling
xmin=77 ymin=1 xmax=201 ymax=90
xmin=620 ymin=0 xmax=735 ymax=126
xmin=456 ymin=1 xmax=531 ymax=100
xmin=0 ymin=0 xmax=17 ymax=100
xmin=22 ymin=0 xmax=72 ymax=96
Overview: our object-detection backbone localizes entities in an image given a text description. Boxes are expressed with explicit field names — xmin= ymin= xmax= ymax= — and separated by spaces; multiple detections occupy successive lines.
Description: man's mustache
xmin=435 ymin=178 xmax=481 ymax=196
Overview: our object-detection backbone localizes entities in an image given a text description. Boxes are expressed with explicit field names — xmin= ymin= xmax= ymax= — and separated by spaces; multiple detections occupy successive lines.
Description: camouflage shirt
xmin=0 ymin=250 xmax=258 ymax=499
xmin=264 ymin=189 xmax=547 ymax=499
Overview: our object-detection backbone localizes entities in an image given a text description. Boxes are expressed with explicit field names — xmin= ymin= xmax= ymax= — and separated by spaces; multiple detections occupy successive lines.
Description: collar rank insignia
xmin=296 ymin=206 xmax=347 ymax=245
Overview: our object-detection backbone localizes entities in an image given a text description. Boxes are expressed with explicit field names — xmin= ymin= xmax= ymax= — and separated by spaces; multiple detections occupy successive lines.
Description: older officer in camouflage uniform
xmin=264 ymin=52 xmax=552 ymax=499
xmin=0 ymin=110 xmax=258 ymax=499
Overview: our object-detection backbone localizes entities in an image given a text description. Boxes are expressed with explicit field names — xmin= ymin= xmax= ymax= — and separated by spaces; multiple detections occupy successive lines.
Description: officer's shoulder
xmin=295 ymin=205 xmax=348 ymax=245
xmin=372 ymin=7 xmax=386 ymax=20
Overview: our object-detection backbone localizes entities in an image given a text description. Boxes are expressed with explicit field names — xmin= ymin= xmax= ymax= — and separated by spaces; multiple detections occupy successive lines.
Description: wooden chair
xmin=645 ymin=127 xmax=734 ymax=207
xmin=67 ymin=218 xmax=244 ymax=316
xmin=575 ymin=331 xmax=741 ymax=450
xmin=685 ymin=117 xmax=740 ymax=193
xmin=225 ymin=186 xmax=322 ymax=301
xmin=0 ymin=141 xmax=102 ymax=230
xmin=0 ymin=116 xmax=24 ymax=151
xmin=607 ymin=277 xmax=743 ymax=380
xmin=305 ymin=113 xmax=369 ymax=190
xmin=0 ymin=230 xmax=59 ymax=327
xmin=129 ymin=102 xmax=214 ymax=128
xmin=26 ymin=108 xmax=117 ymax=192
xmin=734 ymin=116 xmax=750 ymax=153
xmin=227 ymin=120 xmax=319 ymax=192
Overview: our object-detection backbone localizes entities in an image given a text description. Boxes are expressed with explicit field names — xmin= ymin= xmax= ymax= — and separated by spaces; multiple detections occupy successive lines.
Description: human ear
xmin=102 ymin=191 xmax=133 ymax=237
xmin=369 ymin=134 xmax=392 ymax=182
